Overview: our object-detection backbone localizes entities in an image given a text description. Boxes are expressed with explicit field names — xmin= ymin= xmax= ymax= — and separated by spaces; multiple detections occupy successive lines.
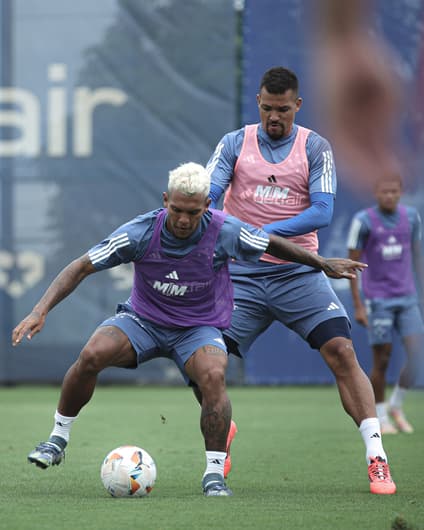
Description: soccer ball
xmin=100 ymin=445 xmax=157 ymax=498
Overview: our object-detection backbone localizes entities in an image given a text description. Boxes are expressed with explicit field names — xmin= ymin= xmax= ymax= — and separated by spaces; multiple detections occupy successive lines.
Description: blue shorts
xmin=365 ymin=295 xmax=424 ymax=345
xmin=225 ymin=268 xmax=348 ymax=355
xmin=99 ymin=304 xmax=228 ymax=384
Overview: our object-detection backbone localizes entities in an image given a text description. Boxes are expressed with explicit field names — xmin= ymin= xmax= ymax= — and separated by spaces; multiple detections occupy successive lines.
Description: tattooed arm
xmin=12 ymin=254 xmax=96 ymax=345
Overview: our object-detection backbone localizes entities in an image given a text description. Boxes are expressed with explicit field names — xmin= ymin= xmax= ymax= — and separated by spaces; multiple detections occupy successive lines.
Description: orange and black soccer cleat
xmin=368 ymin=456 xmax=396 ymax=495
xmin=224 ymin=420 xmax=238 ymax=479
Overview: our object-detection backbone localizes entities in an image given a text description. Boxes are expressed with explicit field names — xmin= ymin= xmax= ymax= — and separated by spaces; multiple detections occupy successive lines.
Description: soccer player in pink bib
xmin=205 ymin=66 xmax=396 ymax=495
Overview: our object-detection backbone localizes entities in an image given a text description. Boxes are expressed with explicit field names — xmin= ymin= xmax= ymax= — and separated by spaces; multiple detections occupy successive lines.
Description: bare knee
xmin=77 ymin=342 xmax=108 ymax=375
xmin=372 ymin=345 xmax=391 ymax=372
xmin=374 ymin=355 xmax=390 ymax=372
xmin=197 ymin=366 xmax=226 ymax=397
xmin=185 ymin=345 xmax=228 ymax=401
xmin=75 ymin=326 xmax=135 ymax=375
xmin=321 ymin=338 xmax=359 ymax=377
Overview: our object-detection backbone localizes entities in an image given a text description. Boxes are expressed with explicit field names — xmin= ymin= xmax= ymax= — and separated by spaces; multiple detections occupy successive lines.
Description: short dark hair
xmin=375 ymin=173 xmax=403 ymax=189
xmin=259 ymin=67 xmax=299 ymax=95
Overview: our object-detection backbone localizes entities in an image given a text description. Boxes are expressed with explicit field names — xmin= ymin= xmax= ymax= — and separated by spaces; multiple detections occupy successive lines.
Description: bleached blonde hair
xmin=168 ymin=162 xmax=210 ymax=198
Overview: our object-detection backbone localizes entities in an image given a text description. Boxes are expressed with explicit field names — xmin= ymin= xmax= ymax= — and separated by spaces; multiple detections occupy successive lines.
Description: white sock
xmin=376 ymin=402 xmax=389 ymax=423
xmin=203 ymin=451 xmax=226 ymax=478
xmin=388 ymin=385 xmax=407 ymax=410
xmin=359 ymin=418 xmax=387 ymax=464
xmin=49 ymin=410 xmax=77 ymax=444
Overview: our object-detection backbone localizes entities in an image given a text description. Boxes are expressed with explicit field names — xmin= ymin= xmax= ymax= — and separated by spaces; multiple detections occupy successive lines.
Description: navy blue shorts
xmin=99 ymin=304 xmax=228 ymax=384
xmin=365 ymin=295 xmax=424 ymax=345
xmin=225 ymin=269 xmax=349 ymax=355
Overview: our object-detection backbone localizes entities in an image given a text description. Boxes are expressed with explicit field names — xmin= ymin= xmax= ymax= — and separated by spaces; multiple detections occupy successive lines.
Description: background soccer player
xmin=347 ymin=174 xmax=424 ymax=434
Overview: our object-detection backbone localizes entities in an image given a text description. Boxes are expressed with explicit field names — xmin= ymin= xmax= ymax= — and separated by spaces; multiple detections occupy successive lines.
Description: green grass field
xmin=0 ymin=385 xmax=423 ymax=530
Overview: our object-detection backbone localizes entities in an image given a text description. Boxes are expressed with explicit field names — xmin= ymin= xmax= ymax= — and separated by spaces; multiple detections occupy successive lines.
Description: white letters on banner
xmin=0 ymin=63 xmax=128 ymax=157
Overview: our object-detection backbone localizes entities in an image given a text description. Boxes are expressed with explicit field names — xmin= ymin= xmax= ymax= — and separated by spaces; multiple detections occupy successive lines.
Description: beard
xmin=266 ymin=122 xmax=285 ymax=139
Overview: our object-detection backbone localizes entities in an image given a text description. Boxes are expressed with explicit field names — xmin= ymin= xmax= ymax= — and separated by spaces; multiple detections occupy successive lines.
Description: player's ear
xmin=295 ymin=97 xmax=303 ymax=111
xmin=205 ymin=197 xmax=211 ymax=209
xmin=163 ymin=192 xmax=168 ymax=207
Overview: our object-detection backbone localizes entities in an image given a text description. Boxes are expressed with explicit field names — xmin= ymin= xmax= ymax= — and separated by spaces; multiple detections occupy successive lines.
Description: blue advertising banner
xmin=0 ymin=0 xmax=237 ymax=383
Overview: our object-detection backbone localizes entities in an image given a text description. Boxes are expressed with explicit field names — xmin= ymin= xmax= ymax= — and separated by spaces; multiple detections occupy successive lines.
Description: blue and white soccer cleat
xmin=202 ymin=473 xmax=233 ymax=497
xmin=28 ymin=441 xmax=65 ymax=469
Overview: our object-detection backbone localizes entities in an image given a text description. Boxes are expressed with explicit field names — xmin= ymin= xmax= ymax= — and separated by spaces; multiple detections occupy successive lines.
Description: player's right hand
xmin=12 ymin=311 xmax=45 ymax=346
xmin=354 ymin=306 xmax=368 ymax=327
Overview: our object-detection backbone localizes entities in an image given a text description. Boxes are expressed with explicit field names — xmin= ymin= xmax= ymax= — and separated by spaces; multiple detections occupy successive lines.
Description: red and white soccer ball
xmin=100 ymin=445 xmax=157 ymax=498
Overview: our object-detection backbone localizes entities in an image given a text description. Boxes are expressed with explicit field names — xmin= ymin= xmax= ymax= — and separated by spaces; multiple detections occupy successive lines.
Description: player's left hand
xmin=322 ymin=258 xmax=367 ymax=279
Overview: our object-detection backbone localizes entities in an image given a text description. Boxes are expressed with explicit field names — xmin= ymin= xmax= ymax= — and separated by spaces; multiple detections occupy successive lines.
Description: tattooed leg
xmin=185 ymin=345 xmax=231 ymax=451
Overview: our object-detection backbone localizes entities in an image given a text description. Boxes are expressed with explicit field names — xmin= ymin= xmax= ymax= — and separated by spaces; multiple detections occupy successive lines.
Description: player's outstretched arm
xmin=266 ymin=234 xmax=366 ymax=279
xmin=12 ymin=254 xmax=96 ymax=346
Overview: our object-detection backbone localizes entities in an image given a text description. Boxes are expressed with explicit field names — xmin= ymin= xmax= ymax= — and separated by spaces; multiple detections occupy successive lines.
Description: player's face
xmin=163 ymin=190 xmax=210 ymax=239
xmin=375 ymin=179 xmax=402 ymax=213
xmin=256 ymin=87 xmax=302 ymax=140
